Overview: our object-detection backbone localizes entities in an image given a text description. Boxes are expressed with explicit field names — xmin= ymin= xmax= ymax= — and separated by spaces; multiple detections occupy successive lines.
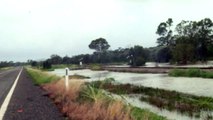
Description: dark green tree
xmin=174 ymin=18 xmax=213 ymax=62
xmin=128 ymin=46 xmax=148 ymax=66
xmin=62 ymin=56 xmax=70 ymax=64
xmin=31 ymin=61 xmax=38 ymax=67
xmin=196 ymin=18 xmax=213 ymax=61
xmin=43 ymin=59 xmax=52 ymax=69
xmin=89 ymin=38 xmax=110 ymax=63
xmin=89 ymin=38 xmax=110 ymax=52
xmin=156 ymin=46 xmax=172 ymax=63
xmin=172 ymin=36 xmax=195 ymax=64
xmin=156 ymin=18 xmax=173 ymax=46
xmin=50 ymin=54 xmax=62 ymax=64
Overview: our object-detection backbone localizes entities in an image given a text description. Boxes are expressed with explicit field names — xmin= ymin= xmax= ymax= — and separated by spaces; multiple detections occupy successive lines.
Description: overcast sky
xmin=0 ymin=0 xmax=213 ymax=62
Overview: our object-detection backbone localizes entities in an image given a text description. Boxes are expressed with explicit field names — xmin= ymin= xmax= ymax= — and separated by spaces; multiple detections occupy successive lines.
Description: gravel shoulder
xmin=3 ymin=69 xmax=64 ymax=120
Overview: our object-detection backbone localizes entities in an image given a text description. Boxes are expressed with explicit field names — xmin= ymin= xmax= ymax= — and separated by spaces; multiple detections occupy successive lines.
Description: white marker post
xmin=80 ymin=61 xmax=82 ymax=66
xmin=65 ymin=68 xmax=69 ymax=90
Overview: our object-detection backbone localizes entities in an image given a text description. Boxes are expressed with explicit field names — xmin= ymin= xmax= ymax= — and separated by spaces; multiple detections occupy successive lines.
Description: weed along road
xmin=0 ymin=68 xmax=64 ymax=120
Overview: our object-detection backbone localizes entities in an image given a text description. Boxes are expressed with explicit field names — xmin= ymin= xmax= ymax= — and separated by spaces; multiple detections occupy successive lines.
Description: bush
xmin=187 ymin=69 xmax=201 ymax=77
xmin=135 ymin=57 xmax=146 ymax=66
xmin=169 ymin=69 xmax=186 ymax=76
xmin=43 ymin=60 xmax=52 ymax=69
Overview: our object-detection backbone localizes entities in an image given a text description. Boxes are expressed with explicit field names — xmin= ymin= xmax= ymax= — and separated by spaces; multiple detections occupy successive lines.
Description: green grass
xmin=169 ymin=68 xmax=213 ymax=78
xmin=131 ymin=107 xmax=166 ymax=120
xmin=79 ymin=85 xmax=113 ymax=104
xmin=26 ymin=68 xmax=61 ymax=85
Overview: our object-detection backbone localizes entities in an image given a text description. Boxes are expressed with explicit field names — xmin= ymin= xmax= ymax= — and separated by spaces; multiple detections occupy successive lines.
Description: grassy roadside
xmin=26 ymin=68 xmax=166 ymax=120
xmin=0 ymin=67 xmax=13 ymax=71
xmin=89 ymin=79 xmax=213 ymax=118
xmin=27 ymin=68 xmax=60 ymax=85
xmin=169 ymin=68 xmax=213 ymax=78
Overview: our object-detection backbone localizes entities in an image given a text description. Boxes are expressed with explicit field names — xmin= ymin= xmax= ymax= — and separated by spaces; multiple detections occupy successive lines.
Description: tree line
xmin=156 ymin=18 xmax=213 ymax=64
xmin=29 ymin=17 xmax=213 ymax=69
xmin=0 ymin=61 xmax=26 ymax=68
xmin=30 ymin=38 xmax=152 ymax=69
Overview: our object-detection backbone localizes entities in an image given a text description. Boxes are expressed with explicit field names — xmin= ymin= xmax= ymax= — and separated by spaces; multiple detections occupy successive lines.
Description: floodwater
xmin=49 ymin=69 xmax=213 ymax=120
xmin=50 ymin=69 xmax=213 ymax=97
xmin=123 ymin=94 xmax=213 ymax=120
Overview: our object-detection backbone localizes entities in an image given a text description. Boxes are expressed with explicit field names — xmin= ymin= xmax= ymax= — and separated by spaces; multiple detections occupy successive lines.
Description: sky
xmin=0 ymin=0 xmax=213 ymax=62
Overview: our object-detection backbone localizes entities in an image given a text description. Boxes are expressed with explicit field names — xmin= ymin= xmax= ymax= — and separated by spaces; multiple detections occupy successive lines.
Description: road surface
xmin=0 ymin=67 xmax=21 ymax=107
xmin=0 ymin=67 xmax=64 ymax=120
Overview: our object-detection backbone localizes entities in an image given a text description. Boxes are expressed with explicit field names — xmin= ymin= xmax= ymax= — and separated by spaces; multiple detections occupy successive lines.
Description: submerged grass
xmin=169 ymin=68 xmax=213 ymax=78
xmin=89 ymin=79 xmax=213 ymax=117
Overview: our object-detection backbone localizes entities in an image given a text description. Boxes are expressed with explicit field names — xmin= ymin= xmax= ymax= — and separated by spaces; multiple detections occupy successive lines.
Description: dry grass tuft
xmin=43 ymin=79 xmax=132 ymax=120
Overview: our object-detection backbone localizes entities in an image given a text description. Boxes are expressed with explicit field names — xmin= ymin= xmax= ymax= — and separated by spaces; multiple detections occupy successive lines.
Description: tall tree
xmin=174 ymin=18 xmax=213 ymax=62
xmin=196 ymin=18 xmax=213 ymax=61
xmin=89 ymin=38 xmax=110 ymax=63
xmin=89 ymin=38 xmax=110 ymax=53
xmin=156 ymin=18 xmax=173 ymax=46
xmin=172 ymin=36 xmax=195 ymax=64
xmin=50 ymin=54 xmax=62 ymax=64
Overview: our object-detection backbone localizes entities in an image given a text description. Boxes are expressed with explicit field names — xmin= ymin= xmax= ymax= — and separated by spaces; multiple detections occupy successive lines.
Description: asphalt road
xmin=0 ymin=67 xmax=21 ymax=108
xmin=3 ymin=68 xmax=64 ymax=120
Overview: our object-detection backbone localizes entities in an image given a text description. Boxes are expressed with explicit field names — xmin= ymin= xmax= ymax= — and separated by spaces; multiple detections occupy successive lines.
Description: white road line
xmin=0 ymin=67 xmax=23 ymax=120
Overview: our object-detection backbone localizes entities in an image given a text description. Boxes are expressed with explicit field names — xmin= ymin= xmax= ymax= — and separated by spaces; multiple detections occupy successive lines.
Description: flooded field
xmin=49 ymin=69 xmax=213 ymax=120
xmin=50 ymin=69 xmax=213 ymax=97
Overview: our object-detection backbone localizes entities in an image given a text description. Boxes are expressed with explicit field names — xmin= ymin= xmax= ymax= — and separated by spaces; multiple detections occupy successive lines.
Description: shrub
xmin=135 ymin=57 xmax=146 ymax=66
xmin=187 ymin=69 xmax=201 ymax=77
xmin=168 ymin=69 xmax=186 ymax=76
xmin=169 ymin=68 xmax=213 ymax=78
